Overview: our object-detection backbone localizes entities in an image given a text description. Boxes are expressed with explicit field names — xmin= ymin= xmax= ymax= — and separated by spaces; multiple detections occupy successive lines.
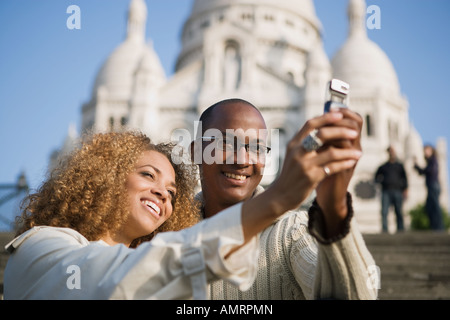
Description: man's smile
xmin=223 ymin=172 xmax=248 ymax=181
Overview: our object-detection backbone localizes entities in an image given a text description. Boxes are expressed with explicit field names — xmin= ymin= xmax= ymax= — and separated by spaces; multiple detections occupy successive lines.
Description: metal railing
xmin=0 ymin=172 xmax=29 ymax=231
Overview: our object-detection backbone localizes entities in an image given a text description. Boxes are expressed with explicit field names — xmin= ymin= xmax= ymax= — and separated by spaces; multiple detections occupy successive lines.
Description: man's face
xmin=199 ymin=102 xmax=268 ymax=208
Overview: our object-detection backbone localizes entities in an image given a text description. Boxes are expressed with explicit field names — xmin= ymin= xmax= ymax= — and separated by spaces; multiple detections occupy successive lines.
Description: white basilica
xmin=54 ymin=0 xmax=448 ymax=233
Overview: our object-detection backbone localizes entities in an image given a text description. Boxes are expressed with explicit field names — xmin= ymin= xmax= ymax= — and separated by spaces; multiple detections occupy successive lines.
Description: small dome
xmin=137 ymin=43 xmax=166 ymax=76
xmin=331 ymin=0 xmax=400 ymax=94
xmin=405 ymin=124 xmax=424 ymax=160
xmin=331 ymin=35 xmax=400 ymax=93
xmin=92 ymin=0 xmax=166 ymax=98
xmin=92 ymin=41 xmax=165 ymax=97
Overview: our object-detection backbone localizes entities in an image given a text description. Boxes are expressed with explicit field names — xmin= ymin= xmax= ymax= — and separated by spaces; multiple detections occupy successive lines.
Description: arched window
xmin=109 ymin=117 xmax=115 ymax=132
xmin=286 ymin=71 xmax=295 ymax=83
xmin=388 ymin=119 xmax=399 ymax=142
xmin=273 ymin=128 xmax=287 ymax=178
xmin=223 ymin=41 xmax=242 ymax=91
xmin=365 ymin=114 xmax=373 ymax=137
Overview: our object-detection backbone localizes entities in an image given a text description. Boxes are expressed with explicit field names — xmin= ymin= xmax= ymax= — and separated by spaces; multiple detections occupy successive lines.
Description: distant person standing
xmin=414 ymin=144 xmax=445 ymax=231
xmin=375 ymin=146 xmax=408 ymax=233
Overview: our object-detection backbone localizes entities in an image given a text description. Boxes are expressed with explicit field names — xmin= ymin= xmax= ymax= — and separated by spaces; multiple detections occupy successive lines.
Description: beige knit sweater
xmin=198 ymin=189 xmax=379 ymax=300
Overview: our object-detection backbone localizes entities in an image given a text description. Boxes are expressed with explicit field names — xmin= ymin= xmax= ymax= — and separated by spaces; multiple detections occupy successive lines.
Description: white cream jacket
xmin=3 ymin=203 xmax=258 ymax=300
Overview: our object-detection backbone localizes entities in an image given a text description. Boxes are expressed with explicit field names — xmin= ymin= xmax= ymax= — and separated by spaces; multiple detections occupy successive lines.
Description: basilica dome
xmin=191 ymin=0 xmax=320 ymax=27
xmin=92 ymin=41 xmax=165 ymax=97
xmin=92 ymin=0 xmax=166 ymax=98
xmin=331 ymin=0 xmax=400 ymax=94
xmin=332 ymin=35 xmax=400 ymax=94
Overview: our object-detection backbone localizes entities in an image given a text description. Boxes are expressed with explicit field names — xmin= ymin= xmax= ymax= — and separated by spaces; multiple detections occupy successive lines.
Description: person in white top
xmin=5 ymin=131 xmax=255 ymax=299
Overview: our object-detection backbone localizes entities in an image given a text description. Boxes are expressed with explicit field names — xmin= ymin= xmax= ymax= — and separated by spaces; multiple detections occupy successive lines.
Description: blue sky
xmin=1 ymin=0 xmax=450 ymax=215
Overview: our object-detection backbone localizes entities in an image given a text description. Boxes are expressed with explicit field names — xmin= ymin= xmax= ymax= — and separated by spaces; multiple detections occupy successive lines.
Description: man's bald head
xmin=198 ymin=98 xmax=265 ymax=136
xmin=194 ymin=98 xmax=269 ymax=216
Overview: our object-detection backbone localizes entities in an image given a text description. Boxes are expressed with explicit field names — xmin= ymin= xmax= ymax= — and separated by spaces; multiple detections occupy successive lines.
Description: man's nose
xmin=234 ymin=145 xmax=252 ymax=165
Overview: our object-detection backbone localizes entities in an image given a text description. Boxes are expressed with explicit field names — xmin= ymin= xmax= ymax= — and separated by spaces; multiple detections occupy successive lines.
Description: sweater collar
xmin=196 ymin=185 xmax=265 ymax=219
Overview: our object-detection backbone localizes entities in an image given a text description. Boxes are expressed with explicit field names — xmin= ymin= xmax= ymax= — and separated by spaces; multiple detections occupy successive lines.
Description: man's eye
xmin=222 ymin=139 xmax=234 ymax=149
xmin=250 ymin=144 xmax=268 ymax=154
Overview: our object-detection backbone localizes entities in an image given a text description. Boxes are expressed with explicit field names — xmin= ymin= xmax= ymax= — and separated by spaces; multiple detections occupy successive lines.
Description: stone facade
xmin=54 ymin=0 xmax=448 ymax=233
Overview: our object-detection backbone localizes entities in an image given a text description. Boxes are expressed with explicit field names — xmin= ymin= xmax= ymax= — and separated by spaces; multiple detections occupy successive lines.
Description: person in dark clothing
xmin=414 ymin=144 xmax=445 ymax=231
xmin=375 ymin=146 xmax=408 ymax=233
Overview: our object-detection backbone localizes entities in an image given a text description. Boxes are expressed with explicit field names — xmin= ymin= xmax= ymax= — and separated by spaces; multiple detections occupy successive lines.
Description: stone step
xmin=363 ymin=231 xmax=450 ymax=246
xmin=369 ymin=246 xmax=450 ymax=254
xmin=376 ymin=280 xmax=450 ymax=300
xmin=363 ymin=231 xmax=450 ymax=300
xmin=371 ymin=253 xmax=450 ymax=265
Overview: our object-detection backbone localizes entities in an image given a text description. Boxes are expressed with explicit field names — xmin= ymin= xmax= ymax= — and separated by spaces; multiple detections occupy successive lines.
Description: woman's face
xmin=424 ymin=146 xmax=433 ymax=159
xmin=121 ymin=150 xmax=177 ymax=244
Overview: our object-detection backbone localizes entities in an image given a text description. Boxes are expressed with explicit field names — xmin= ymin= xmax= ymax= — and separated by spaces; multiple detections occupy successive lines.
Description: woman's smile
xmin=141 ymin=198 xmax=162 ymax=219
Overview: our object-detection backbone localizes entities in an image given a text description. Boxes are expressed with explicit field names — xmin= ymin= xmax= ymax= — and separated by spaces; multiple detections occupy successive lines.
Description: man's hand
xmin=240 ymin=109 xmax=362 ymax=244
xmin=268 ymin=109 xmax=362 ymax=215
xmin=315 ymin=108 xmax=363 ymax=237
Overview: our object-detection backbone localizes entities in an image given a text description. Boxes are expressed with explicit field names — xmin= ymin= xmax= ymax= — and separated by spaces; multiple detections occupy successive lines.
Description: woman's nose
xmin=151 ymin=184 xmax=168 ymax=202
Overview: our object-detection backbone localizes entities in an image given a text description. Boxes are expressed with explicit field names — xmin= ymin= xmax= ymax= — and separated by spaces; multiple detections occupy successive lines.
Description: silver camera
xmin=324 ymin=79 xmax=350 ymax=113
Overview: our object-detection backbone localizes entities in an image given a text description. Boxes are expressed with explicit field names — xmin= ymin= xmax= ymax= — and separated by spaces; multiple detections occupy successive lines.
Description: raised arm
xmin=240 ymin=109 xmax=362 ymax=243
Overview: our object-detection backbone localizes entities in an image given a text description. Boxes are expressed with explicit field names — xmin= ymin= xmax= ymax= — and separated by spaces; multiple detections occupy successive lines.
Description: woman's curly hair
xmin=15 ymin=130 xmax=200 ymax=248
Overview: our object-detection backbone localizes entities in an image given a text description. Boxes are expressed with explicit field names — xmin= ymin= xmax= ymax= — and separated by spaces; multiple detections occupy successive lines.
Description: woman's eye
xmin=141 ymin=172 xmax=155 ymax=179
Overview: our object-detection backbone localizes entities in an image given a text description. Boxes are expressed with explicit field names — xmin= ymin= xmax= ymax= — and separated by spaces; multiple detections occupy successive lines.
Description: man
xmin=190 ymin=98 xmax=378 ymax=300
xmin=375 ymin=146 xmax=408 ymax=233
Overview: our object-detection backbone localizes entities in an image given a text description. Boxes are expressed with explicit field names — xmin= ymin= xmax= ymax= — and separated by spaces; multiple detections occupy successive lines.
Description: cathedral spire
xmin=127 ymin=0 xmax=147 ymax=43
xmin=348 ymin=0 xmax=367 ymax=38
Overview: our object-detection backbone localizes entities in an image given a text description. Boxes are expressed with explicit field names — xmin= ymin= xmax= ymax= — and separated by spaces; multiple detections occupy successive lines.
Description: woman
xmin=414 ymin=144 xmax=445 ymax=230
xmin=4 ymin=131 xmax=259 ymax=299
xmin=16 ymin=130 xmax=200 ymax=247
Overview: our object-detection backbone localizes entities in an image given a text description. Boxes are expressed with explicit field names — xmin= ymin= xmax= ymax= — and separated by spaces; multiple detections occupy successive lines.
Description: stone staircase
xmin=363 ymin=231 xmax=450 ymax=300
xmin=1 ymin=231 xmax=449 ymax=299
